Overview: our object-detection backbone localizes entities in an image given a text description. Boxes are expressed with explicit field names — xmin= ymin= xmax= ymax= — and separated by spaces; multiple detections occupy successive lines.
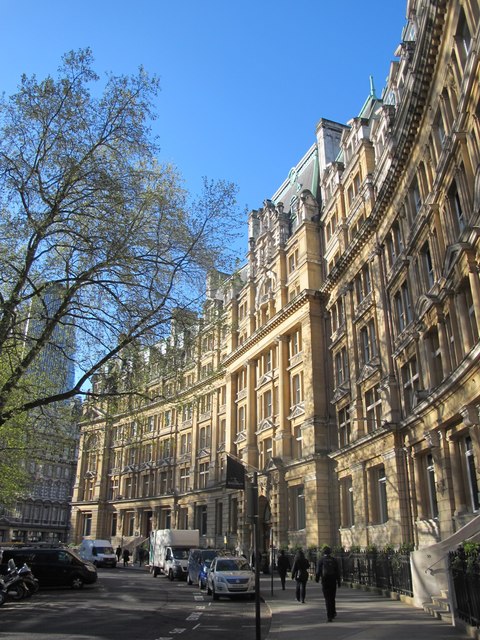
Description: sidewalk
xmin=260 ymin=576 xmax=471 ymax=640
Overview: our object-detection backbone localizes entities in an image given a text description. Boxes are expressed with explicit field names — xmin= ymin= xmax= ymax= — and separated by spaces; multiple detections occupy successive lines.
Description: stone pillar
xmin=446 ymin=433 xmax=468 ymax=515
xmin=467 ymin=260 xmax=480 ymax=337
xmin=245 ymin=359 xmax=258 ymax=469
xmin=437 ymin=315 xmax=451 ymax=378
xmin=456 ymin=290 xmax=474 ymax=352
xmin=275 ymin=335 xmax=291 ymax=459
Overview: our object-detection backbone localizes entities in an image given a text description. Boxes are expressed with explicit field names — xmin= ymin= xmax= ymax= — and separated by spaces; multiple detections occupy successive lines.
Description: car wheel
xmin=71 ymin=575 xmax=84 ymax=589
xmin=153 ymin=567 xmax=160 ymax=577
xmin=212 ymin=586 xmax=219 ymax=601
xmin=207 ymin=582 xmax=212 ymax=595
xmin=168 ymin=570 xmax=174 ymax=581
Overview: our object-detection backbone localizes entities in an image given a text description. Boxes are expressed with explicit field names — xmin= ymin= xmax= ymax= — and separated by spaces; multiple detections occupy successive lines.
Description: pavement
xmin=259 ymin=575 xmax=474 ymax=640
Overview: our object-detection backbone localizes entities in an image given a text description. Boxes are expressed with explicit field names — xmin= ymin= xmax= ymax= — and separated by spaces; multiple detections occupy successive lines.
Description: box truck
xmin=150 ymin=529 xmax=200 ymax=580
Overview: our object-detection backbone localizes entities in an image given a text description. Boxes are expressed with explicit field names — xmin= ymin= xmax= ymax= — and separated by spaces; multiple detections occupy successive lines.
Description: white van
xmin=78 ymin=539 xmax=117 ymax=568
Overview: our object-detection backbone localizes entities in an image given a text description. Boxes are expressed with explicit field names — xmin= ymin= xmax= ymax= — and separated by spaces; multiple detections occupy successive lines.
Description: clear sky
xmin=1 ymin=0 xmax=407 ymax=249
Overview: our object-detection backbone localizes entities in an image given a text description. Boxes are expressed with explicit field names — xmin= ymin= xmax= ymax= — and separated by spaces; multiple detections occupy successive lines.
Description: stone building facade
xmin=71 ymin=0 xmax=480 ymax=557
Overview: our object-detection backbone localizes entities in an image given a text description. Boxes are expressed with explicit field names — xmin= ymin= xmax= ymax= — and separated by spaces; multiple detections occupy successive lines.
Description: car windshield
xmin=172 ymin=548 xmax=189 ymax=560
xmin=96 ymin=546 xmax=114 ymax=554
xmin=216 ymin=559 xmax=250 ymax=572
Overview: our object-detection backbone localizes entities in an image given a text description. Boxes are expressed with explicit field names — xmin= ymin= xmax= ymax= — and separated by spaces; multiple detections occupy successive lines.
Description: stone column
xmin=437 ymin=315 xmax=451 ymax=378
xmin=456 ymin=290 xmax=474 ymax=352
xmin=446 ymin=433 xmax=468 ymax=515
xmin=467 ymin=261 xmax=480 ymax=337
xmin=275 ymin=335 xmax=291 ymax=459
xmin=245 ymin=359 xmax=258 ymax=469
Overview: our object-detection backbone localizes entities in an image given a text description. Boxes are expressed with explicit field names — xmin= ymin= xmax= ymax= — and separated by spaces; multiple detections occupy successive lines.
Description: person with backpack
xmin=291 ymin=548 xmax=310 ymax=603
xmin=315 ymin=545 xmax=341 ymax=622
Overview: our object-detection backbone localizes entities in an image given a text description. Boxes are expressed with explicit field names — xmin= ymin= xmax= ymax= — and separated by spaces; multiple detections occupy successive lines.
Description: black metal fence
xmin=335 ymin=551 xmax=413 ymax=597
xmin=278 ymin=549 xmax=413 ymax=597
xmin=449 ymin=549 xmax=480 ymax=628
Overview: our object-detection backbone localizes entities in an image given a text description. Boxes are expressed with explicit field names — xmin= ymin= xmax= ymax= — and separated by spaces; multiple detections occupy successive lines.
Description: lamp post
xmin=248 ymin=471 xmax=261 ymax=640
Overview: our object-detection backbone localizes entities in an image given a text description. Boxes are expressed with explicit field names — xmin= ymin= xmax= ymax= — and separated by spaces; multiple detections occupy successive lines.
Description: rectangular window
xmin=334 ymin=347 xmax=349 ymax=386
xmin=180 ymin=432 xmax=192 ymax=455
xmin=365 ymin=385 xmax=382 ymax=432
xmin=401 ymin=356 xmax=419 ymax=414
xmin=180 ymin=466 xmax=190 ymax=493
xmin=263 ymin=390 xmax=273 ymax=418
xmin=289 ymin=485 xmax=306 ymax=530
xmin=340 ymin=477 xmax=354 ymax=528
xmin=237 ymin=405 xmax=245 ymax=434
xmin=426 ymin=454 xmax=439 ymax=518
xmin=371 ymin=465 xmax=389 ymax=524
xmin=465 ymin=436 xmax=480 ymax=512
xmin=421 ymin=242 xmax=435 ymax=289
xmin=292 ymin=425 xmax=303 ymax=458
xmin=291 ymin=373 xmax=302 ymax=405
xmin=199 ymin=425 xmax=211 ymax=450
xmin=394 ymin=281 xmax=413 ymax=332
xmin=83 ymin=513 xmax=92 ymax=537
xmin=338 ymin=407 xmax=351 ymax=447
xmin=198 ymin=462 xmax=209 ymax=489
xmin=290 ymin=330 xmax=302 ymax=357
xmin=230 ymin=497 xmax=238 ymax=534
xmin=195 ymin=505 xmax=208 ymax=536
xmin=215 ymin=500 xmax=223 ymax=536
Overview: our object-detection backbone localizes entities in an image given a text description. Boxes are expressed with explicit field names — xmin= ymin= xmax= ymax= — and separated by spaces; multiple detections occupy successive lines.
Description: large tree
xmin=0 ymin=48 xmax=239 ymax=433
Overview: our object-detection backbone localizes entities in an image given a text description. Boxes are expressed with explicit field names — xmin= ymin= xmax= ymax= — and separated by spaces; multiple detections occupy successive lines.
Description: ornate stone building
xmin=71 ymin=0 xmax=480 ymax=559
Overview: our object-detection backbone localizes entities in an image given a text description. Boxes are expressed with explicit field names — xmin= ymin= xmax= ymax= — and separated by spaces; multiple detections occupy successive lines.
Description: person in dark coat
xmin=276 ymin=549 xmax=291 ymax=590
xmin=315 ymin=545 xmax=341 ymax=622
xmin=115 ymin=546 xmax=122 ymax=563
xmin=291 ymin=548 xmax=309 ymax=603
xmin=122 ymin=548 xmax=130 ymax=567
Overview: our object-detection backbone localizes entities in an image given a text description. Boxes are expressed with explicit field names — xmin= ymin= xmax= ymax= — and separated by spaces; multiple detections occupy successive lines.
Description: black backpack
xmin=322 ymin=555 xmax=337 ymax=577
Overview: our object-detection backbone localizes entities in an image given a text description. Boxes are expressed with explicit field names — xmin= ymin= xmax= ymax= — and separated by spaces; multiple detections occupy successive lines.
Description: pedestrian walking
xmin=315 ymin=545 xmax=341 ymax=622
xmin=276 ymin=549 xmax=291 ymax=590
xmin=291 ymin=548 xmax=309 ymax=603
xmin=122 ymin=548 xmax=130 ymax=567
xmin=115 ymin=546 xmax=122 ymax=563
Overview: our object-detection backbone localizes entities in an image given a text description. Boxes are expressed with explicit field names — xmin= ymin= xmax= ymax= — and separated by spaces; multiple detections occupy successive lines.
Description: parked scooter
xmin=16 ymin=562 xmax=39 ymax=596
xmin=0 ymin=559 xmax=39 ymax=602
xmin=0 ymin=559 xmax=28 ymax=600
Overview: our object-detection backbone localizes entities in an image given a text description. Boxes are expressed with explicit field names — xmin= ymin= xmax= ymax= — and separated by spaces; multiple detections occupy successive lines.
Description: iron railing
xmin=336 ymin=551 xmax=413 ymax=597
xmin=449 ymin=549 xmax=480 ymax=628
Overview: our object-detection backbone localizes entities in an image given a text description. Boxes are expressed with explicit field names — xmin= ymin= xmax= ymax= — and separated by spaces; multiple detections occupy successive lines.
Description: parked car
xmin=206 ymin=556 xmax=255 ymax=600
xmin=187 ymin=549 xmax=221 ymax=588
xmin=0 ymin=547 xmax=98 ymax=589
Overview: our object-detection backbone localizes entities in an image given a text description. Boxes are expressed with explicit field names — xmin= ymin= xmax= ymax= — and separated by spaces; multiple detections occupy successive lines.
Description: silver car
xmin=206 ymin=556 xmax=255 ymax=600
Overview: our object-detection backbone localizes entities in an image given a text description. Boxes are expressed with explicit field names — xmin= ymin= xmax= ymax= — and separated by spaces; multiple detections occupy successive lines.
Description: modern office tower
xmin=0 ymin=285 xmax=78 ymax=543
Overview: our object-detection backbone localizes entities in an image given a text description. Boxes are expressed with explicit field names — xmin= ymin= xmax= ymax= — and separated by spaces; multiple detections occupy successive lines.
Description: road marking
xmin=169 ymin=629 xmax=186 ymax=634
xmin=192 ymin=624 xmax=201 ymax=630
xmin=186 ymin=613 xmax=202 ymax=621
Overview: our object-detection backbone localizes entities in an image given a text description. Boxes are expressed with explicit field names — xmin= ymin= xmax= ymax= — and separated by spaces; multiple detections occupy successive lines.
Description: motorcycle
xmin=0 ymin=559 xmax=29 ymax=600
xmin=17 ymin=562 xmax=39 ymax=596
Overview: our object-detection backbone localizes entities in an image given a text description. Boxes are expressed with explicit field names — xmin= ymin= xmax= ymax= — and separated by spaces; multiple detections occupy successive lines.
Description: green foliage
xmin=0 ymin=47 xmax=240 ymax=433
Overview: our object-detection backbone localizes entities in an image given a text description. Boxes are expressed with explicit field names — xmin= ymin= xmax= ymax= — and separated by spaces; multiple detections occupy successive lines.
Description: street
xmin=0 ymin=565 xmax=272 ymax=640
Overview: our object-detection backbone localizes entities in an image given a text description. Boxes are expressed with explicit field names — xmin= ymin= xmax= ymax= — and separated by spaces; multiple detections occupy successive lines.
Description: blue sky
xmin=1 ymin=1 xmax=407 ymax=249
